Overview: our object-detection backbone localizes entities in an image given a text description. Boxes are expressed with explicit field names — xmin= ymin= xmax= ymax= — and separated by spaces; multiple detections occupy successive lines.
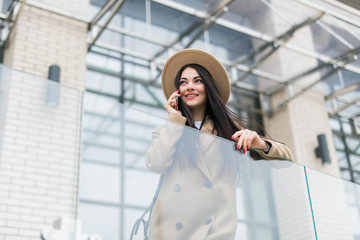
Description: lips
xmin=185 ymin=94 xmax=198 ymax=100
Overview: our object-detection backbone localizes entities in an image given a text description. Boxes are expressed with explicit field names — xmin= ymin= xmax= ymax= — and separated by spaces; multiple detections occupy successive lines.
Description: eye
xmin=179 ymin=80 xmax=187 ymax=85
xmin=195 ymin=79 xmax=203 ymax=83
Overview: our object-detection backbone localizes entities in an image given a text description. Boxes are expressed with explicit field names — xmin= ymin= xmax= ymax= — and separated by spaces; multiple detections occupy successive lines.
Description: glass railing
xmin=79 ymin=92 xmax=360 ymax=240
xmin=0 ymin=64 xmax=359 ymax=239
xmin=0 ymin=64 xmax=81 ymax=239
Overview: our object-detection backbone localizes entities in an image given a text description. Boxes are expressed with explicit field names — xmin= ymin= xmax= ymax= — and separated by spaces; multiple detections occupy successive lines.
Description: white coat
xmin=146 ymin=113 xmax=292 ymax=240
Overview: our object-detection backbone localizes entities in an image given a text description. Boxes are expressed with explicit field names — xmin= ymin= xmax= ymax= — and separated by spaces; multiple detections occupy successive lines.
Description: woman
xmin=145 ymin=49 xmax=292 ymax=240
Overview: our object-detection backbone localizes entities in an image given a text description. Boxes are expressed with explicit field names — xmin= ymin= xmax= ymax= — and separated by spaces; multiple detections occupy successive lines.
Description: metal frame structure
xmin=82 ymin=1 xmax=360 ymax=188
xmin=86 ymin=0 xmax=360 ymax=122
xmin=79 ymin=1 xmax=360 ymax=239
xmin=1 ymin=0 xmax=359 ymax=120
xmin=0 ymin=0 xmax=358 ymax=239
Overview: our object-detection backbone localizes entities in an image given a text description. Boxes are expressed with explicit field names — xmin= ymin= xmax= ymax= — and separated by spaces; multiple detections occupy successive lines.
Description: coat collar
xmin=199 ymin=116 xmax=216 ymax=135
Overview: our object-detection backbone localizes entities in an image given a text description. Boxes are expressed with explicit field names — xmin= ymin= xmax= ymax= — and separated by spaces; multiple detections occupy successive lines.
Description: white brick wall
xmin=4 ymin=3 xmax=88 ymax=90
xmin=1 ymin=1 xmax=87 ymax=237
xmin=0 ymin=68 xmax=81 ymax=239
xmin=29 ymin=0 xmax=89 ymax=19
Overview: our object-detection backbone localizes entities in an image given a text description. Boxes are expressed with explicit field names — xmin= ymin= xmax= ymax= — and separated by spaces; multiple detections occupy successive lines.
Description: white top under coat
xmin=194 ymin=121 xmax=202 ymax=129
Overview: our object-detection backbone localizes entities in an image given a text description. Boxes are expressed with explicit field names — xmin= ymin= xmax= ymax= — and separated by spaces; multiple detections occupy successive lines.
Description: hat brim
xmin=161 ymin=49 xmax=230 ymax=103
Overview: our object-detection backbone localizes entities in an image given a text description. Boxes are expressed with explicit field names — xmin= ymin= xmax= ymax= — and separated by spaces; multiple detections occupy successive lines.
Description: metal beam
xmin=266 ymin=45 xmax=360 ymax=95
xmin=141 ymin=84 xmax=164 ymax=107
xmin=84 ymin=0 xmax=360 ymax=118
xmin=92 ymin=41 xmax=152 ymax=61
xmin=268 ymin=68 xmax=338 ymax=117
xmin=295 ymin=0 xmax=360 ymax=28
xmin=86 ymin=88 xmax=164 ymax=109
xmin=336 ymin=96 xmax=360 ymax=109
xmin=105 ymin=25 xmax=168 ymax=47
xmin=267 ymin=54 xmax=357 ymax=117
xmin=88 ymin=0 xmax=116 ymax=31
xmin=1 ymin=0 xmax=25 ymax=47
xmin=231 ymin=12 xmax=324 ymax=67
xmin=325 ymin=82 xmax=360 ymax=99
xmin=329 ymin=95 xmax=360 ymax=117
xmin=89 ymin=42 xmax=285 ymax=95
xmin=231 ymin=12 xmax=324 ymax=84
xmin=153 ymin=0 xmax=360 ymax=79
xmin=87 ymin=64 xmax=161 ymax=88
xmin=184 ymin=0 xmax=234 ymax=48
xmin=150 ymin=0 xmax=233 ymax=61
xmin=87 ymin=0 xmax=360 ymax=89
xmin=87 ymin=63 xmax=164 ymax=106
xmin=285 ymin=43 xmax=360 ymax=75
xmin=88 ymin=0 xmax=125 ymax=51
xmin=265 ymin=62 xmax=329 ymax=95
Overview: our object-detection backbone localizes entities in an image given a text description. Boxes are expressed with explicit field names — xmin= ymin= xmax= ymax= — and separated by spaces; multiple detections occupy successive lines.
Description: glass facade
xmin=0 ymin=64 xmax=358 ymax=239
xmin=82 ymin=1 xmax=360 ymax=237
xmin=0 ymin=64 xmax=81 ymax=230
xmin=1 ymin=0 xmax=360 ymax=239
xmin=77 ymin=91 xmax=360 ymax=240
xmin=85 ymin=0 xmax=360 ymax=186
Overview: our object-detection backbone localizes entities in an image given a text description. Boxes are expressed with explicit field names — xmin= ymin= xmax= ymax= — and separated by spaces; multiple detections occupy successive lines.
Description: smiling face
xmin=179 ymin=67 xmax=208 ymax=117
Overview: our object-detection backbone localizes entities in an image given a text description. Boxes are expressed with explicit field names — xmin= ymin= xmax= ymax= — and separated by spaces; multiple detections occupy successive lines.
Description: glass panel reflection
xmin=79 ymin=162 xmax=120 ymax=203
xmin=78 ymin=94 xmax=321 ymax=240
xmin=0 ymin=64 xmax=81 ymax=237
xmin=79 ymin=203 xmax=120 ymax=240
xmin=306 ymin=167 xmax=360 ymax=240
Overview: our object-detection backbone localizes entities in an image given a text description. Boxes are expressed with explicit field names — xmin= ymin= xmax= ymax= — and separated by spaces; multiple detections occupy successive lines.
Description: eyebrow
xmin=180 ymin=75 xmax=201 ymax=80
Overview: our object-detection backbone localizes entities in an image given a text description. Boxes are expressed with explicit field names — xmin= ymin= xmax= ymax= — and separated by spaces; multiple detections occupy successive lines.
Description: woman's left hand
xmin=231 ymin=129 xmax=268 ymax=154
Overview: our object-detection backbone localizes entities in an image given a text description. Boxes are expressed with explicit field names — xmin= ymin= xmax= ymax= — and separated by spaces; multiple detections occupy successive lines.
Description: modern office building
xmin=0 ymin=0 xmax=359 ymax=239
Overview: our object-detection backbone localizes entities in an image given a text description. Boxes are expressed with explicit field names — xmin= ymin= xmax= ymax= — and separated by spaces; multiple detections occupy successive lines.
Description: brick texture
xmin=4 ymin=3 xmax=88 ymax=90
xmin=0 ymin=69 xmax=81 ymax=239
xmin=0 ymin=0 xmax=87 ymax=238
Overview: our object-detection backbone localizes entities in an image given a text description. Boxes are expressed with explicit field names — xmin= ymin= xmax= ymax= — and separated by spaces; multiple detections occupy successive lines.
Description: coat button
xmin=205 ymin=218 xmax=212 ymax=225
xmin=174 ymin=184 xmax=181 ymax=192
xmin=205 ymin=181 xmax=212 ymax=188
xmin=176 ymin=222 xmax=183 ymax=230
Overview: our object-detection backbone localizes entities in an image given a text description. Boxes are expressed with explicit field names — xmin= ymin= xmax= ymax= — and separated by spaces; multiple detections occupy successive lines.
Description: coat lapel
xmin=194 ymin=118 xmax=216 ymax=181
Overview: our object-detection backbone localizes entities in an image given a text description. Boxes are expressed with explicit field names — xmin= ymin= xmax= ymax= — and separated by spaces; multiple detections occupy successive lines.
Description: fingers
xmin=168 ymin=97 xmax=177 ymax=109
xmin=246 ymin=131 xmax=256 ymax=151
xmin=231 ymin=129 xmax=257 ymax=154
xmin=164 ymin=89 xmax=182 ymax=113
xmin=169 ymin=89 xmax=181 ymax=107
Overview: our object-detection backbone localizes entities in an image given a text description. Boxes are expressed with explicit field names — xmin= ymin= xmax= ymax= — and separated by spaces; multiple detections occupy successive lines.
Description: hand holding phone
xmin=165 ymin=90 xmax=181 ymax=114
xmin=175 ymin=97 xmax=178 ymax=111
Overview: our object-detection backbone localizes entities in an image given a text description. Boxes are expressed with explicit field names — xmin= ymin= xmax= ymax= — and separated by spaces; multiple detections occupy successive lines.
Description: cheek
xmin=179 ymin=86 xmax=186 ymax=94
xmin=201 ymin=87 xmax=207 ymax=101
xmin=199 ymin=85 xmax=206 ymax=95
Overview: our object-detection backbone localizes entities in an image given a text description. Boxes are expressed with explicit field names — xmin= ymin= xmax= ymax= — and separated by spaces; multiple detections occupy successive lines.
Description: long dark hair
xmin=174 ymin=64 xmax=247 ymax=140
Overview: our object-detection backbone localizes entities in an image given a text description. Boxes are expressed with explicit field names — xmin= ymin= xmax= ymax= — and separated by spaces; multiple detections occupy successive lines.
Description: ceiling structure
xmin=84 ymin=0 xmax=360 ymax=195
xmin=85 ymin=0 xmax=360 ymax=128
xmin=1 ymin=0 xmax=359 ymax=125
xmin=338 ymin=0 xmax=360 ymax=11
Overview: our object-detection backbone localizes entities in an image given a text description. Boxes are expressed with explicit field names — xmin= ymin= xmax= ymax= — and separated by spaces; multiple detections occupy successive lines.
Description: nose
xmin=185 ymin=82 xmax=195 ymax=91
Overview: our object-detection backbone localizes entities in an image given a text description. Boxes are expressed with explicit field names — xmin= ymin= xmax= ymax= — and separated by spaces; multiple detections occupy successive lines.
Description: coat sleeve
xmin=145 ymin=113 xmax=187 ymax=173
xmin=252 ymin=139 xmax=293 ymax=161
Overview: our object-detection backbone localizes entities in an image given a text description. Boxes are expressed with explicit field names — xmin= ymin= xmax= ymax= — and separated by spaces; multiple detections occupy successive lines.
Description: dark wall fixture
xmin=315 ymin=134 xmax=331 ymax=164
xmin=46 ymin=65 xmax=60 ymax=107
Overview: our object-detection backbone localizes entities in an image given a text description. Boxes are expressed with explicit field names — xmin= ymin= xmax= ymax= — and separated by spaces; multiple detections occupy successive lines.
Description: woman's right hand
xmin=164 ymin=89 xmax=182 ymax=115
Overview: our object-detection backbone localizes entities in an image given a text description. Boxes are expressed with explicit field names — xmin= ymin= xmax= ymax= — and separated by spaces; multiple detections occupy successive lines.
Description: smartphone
xmin=175 ymin=97 xmax=178 ymax=111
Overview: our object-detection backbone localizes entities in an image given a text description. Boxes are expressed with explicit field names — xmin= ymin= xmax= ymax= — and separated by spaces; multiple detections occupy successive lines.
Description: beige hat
xmin=161 ymin=49 xmax=231 ymax=103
